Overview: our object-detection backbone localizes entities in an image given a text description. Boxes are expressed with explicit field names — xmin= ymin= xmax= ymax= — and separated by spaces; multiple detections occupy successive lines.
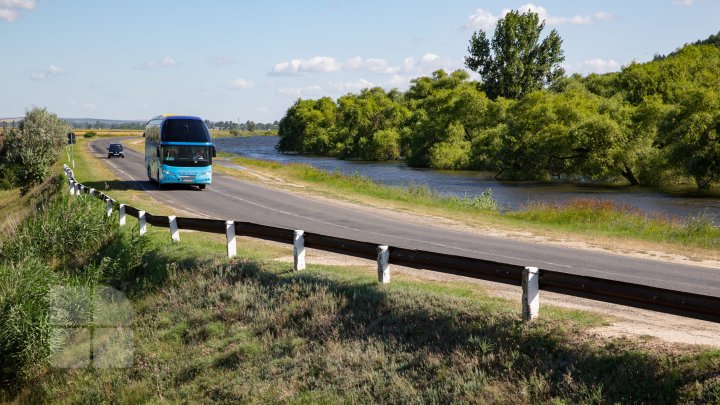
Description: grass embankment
xmin=214 ymin=155 xmax=720 ymax=258
xmin=2 ymin=200 xmax=720 ymax=403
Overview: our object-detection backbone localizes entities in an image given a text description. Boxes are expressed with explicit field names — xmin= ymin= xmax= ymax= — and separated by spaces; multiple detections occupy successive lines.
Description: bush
xmin=2 ymin=108 xmax=70 ymax=194
xmin=83 ymin=131 xmax=97 ymax=138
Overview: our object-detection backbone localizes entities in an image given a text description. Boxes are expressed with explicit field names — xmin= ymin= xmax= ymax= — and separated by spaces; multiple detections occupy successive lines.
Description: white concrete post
xmin=119 ymin=204 xmax=126 ymax=226
xmin=69 ymin=180 xmax=75 ymax=196
xmin=225 ymin=221 xmax=236 ymax=258
xmin=377 ymin=245 xmax=390 ymax=284
xmin=89 ymin=188 xmax=95 ymax=197
xmin=138 ymin=210 xmax=146 ymax=236
xmin=293 ymin=230 xmax=306 ymax=271
xmin=74 ymin=183 xmax=81 ymax=197
xmin=169 ymin=216 xmax=179 ymax=242
xmin=522 ymin=266 xmax=540 ymax=322
xmin=105 ymin=199 xmax=113 ymax=218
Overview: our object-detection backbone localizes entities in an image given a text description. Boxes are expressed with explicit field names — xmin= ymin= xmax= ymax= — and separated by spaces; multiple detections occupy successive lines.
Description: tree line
xmin=278 ymin=10 xmax=720 ymax=190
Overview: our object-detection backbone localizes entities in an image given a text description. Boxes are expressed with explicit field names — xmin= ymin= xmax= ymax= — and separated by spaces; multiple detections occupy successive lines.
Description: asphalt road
xmin=90 ymin=137 xmax=720 ymax=297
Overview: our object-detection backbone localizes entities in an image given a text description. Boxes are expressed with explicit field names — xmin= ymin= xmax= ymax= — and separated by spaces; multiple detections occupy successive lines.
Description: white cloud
xmin=30 ymin=64 xmax=65 ymax=81
xmin=276 ymin=85 xmax=324 ymax=98
xmin=328 ymin=78 xmax=375 ymax=93
xmin=345 ymin=57 xmax=400 ymax=74
xmin=228 ymin=78 xmax=255 ymax=90
xmin=270 ymin=56 xmax=341 ymax=75
xmin=401 ymin=53 xmax=462 ymax=75
xmin=464 ymin=3 xmax=613 ymax=30
xmin=0 ymin=0 xmax=35 ymax=22
xmin=271 ymin=55 xmax=449 ymax=76
xmin=464 ymin=8 xmax=499 ymax=30
xmin=565 ymin=58 xmax=621 ymax=74
xmin=672 ymin=0 xmax=695 ymax=5
xmin=137 ymin=57 xmax=177 ymax=69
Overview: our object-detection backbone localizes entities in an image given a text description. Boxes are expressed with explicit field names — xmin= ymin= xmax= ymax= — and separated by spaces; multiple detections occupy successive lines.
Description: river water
xmin=214 ymin=136 xmax=720 ymax=221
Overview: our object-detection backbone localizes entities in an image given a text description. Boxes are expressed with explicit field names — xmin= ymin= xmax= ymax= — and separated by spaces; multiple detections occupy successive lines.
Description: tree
xmin=245 ymin=120 xmax=256 ymax=132
xmin=277 ymin=98 xmax=338 ymax=154
xmin=405 ymin=70 xmax=493 ymax=168
xmin=2 ymin=107 xmax=70 ymax=193
xmin=465 ymin=10 xmax=565 ymax=100
xmin=660 ymin=88 xmax=720 ymax=190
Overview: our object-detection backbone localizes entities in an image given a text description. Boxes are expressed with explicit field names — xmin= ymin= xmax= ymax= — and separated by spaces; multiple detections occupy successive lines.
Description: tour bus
xmin=144 ymin=114 xmax=216 ymax=190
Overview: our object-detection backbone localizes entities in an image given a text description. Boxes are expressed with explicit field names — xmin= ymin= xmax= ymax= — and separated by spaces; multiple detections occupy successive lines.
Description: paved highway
xmin=90 ymin=137 xmax=720 ymax=297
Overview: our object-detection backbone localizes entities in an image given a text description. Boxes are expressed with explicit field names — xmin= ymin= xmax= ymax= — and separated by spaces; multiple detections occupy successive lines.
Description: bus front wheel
xmin=199 ymin=184 xmax=206 ymax=190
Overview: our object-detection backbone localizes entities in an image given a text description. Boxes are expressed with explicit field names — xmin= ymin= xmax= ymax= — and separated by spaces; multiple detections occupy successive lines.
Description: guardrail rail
xmin=63 ymin=164 xmax=720 ymax=324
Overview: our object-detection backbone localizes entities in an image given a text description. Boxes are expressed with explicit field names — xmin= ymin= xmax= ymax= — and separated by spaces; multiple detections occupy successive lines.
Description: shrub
xmin=83 ymin=131 xmax=97 ymax=138
xmin=2 ymin=108 xmax=70 ymax=194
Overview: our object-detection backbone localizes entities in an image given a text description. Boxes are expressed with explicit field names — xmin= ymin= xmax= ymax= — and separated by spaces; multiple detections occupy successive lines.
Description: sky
xmin=1 ymin=0 xmax=719 ymax=122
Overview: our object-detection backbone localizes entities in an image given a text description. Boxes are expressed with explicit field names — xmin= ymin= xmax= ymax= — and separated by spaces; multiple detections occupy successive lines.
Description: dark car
xmin=107 ymin=143 xmax=124 ymax=158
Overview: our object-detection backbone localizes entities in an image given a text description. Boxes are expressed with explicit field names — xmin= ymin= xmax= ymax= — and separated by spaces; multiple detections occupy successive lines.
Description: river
xmin=214 ymin=136 xmax=720 ymax=222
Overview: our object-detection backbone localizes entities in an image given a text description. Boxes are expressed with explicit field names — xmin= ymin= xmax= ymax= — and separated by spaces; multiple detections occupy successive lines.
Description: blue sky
xmin=1 ymin=0 xmax=718 ymax=122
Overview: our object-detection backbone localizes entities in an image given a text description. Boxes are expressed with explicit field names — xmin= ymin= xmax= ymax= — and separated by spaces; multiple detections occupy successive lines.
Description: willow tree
xmin=465 ymin=10 xmax=565 ymax=100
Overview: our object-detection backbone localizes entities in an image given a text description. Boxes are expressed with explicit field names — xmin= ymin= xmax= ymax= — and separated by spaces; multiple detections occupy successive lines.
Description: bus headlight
xmin=162 ymin=169 xmax=174 ymax=176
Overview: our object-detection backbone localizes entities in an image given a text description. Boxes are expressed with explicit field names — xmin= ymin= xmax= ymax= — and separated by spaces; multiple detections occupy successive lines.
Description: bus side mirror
xmin=212 ymin=146 xmax=216 ymax=158
xmin=156 ymin=147 xmax=161 ymax=158
xmin=142 ymin=132 xmax=146 ymax=138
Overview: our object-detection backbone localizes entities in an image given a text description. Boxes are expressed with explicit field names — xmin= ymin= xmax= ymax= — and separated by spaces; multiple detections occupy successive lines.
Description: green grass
xmin=4 ymin=219 xmax=719 ymax=403
xmin=506 ymin=199 xmax=720 ymax=249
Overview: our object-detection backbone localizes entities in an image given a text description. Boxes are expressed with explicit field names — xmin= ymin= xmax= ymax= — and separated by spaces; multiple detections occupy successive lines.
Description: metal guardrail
xmin=62 ymin=165 xmax=720 ymax=324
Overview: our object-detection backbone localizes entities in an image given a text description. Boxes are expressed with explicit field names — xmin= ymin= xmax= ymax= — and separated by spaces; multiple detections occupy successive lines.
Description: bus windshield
xmin=162 ymin=145 xmax=211 ymax=167
xmin=161 ymin=119 xmax=210 ymax=142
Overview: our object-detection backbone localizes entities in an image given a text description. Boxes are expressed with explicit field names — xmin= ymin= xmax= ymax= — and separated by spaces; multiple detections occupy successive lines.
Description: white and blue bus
xmin=144 ymin=114 xmax=216 ymax=190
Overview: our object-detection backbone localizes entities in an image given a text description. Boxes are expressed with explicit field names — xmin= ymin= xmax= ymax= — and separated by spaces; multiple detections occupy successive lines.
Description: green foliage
xmin=405 ymin=70 xmax=494 ymax=168
xmin=275 ymin=39 xmax=720 ymax=190
xmin=0 ymin=258 xmax=57 ymax=382
xmin=1 ymin=108 xmax=70 ymax=194
xmin=277 ymin=97 xmax=338 ymax=155
xmin=82 ymin=131 xmax=97 ymax=138
xmin=2 ymin=195 xmax=112 ymax=269
xmin=465 ymin=9 xmax=565 ymax=100
xmin=0 ymin=194 xmax=113 ymax=384
xmin=660 ymin=88 xmax=720 ymax=189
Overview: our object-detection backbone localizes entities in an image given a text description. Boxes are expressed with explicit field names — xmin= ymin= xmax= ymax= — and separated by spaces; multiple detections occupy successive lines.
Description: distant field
xmin=74 ymin=129 xmax=144 ymax=137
